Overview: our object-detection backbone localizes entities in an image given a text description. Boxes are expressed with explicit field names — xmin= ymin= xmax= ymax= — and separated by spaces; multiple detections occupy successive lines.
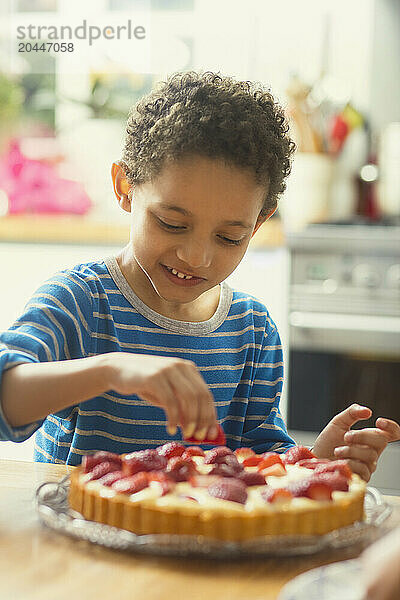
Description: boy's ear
xmin=251 ymin=206 xmax=277 ymax=237
xmin=111 ymin=161 xmax=132 ymax=213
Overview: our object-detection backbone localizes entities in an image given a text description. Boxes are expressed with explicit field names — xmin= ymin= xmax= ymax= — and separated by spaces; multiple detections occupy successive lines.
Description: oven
xmin=287 ymin=223 xmax=400 ymax=430
xmin=286 ymin=223 xmax=400 ymax=492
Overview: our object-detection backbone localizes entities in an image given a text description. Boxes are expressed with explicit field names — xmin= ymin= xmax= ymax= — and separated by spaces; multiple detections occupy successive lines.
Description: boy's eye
xmin=218 ymin=236 xmax=243 ymax=246
xmin=157 ymin=218 xmax=186 ymax=231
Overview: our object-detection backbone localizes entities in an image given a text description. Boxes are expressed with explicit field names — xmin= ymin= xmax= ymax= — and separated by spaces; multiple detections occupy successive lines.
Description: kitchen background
xmin=0 ymin=0 xmax=399 ymax=493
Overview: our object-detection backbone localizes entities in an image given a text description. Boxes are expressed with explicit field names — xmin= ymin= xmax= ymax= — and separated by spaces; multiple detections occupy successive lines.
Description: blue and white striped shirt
xmin=0 ymin=256 xmax=295 ymax=464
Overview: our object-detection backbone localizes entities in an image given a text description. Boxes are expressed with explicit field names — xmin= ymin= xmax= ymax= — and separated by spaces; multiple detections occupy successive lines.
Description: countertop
xmin=1 ymin=459 xmax=400 ymax=600
xmin=0 ymin=215 xmax=285 ymax=247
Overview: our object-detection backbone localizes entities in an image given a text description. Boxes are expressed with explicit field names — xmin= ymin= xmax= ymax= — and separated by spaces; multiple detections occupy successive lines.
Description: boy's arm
xmin=240 ymin=324 xmax=295 ymax=453
xmin=1 ymin=355 xmax=111 ymax=428
xmin=1 ymin=352 xmax=217 ymax=436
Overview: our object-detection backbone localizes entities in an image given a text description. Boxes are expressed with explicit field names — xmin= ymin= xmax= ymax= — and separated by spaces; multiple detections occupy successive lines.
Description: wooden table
xmin=1 ymin=460 xmax=399 ymax=600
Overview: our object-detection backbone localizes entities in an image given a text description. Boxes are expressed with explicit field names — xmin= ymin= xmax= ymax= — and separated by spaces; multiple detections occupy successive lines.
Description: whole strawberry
xmin=85 ymin=460 xmax=121 ymax=481
xmin=82 ymin=451 xmax=122 ymax=473
xmin=157 ymin=442 xmax=186 ymax=459
xmin=165 ymin=457 xmax=196 ymax=482
xmin=236 ymin=471 xmax=266 ymax=486
xmin=122 ymin=449 xmax=167 ymax=475
xmin=203 ymin=446 xmax=233 ymax=464
xmin=111 ymin=472 xmax=149 ymax=495
xmin=207 ymin=478 xmax=248 ymax=504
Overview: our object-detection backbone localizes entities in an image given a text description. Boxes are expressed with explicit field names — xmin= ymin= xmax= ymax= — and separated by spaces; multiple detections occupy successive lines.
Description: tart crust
xmin=69 ymin=467 xmax=366 ymax=541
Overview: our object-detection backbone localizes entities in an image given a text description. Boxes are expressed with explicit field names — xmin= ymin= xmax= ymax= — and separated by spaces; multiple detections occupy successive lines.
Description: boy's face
xmin=113 ymin=155 xmax=269 ymax=318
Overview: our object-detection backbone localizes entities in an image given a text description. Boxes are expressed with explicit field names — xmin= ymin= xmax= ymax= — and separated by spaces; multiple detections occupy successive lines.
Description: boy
xmin=0 ymin=72 xmax=397 ymax=479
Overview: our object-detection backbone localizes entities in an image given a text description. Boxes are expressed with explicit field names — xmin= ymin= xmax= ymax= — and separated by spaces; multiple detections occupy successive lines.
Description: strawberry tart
xmin=69 ymin=444 xmax=366 ymax=542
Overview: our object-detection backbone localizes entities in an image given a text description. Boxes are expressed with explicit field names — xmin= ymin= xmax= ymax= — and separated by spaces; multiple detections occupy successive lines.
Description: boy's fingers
xmin=343 ymin=428 xmax=388 ymax=454
xmin=330 ymin=404 xmax=372 ymax=430
xmin=346 ymin=459 xmax=372 ymax=482
xmin=376 ymin=418 xmax=400 ymax=442
xmin=334 ymin=444 xmax=378 ymax=470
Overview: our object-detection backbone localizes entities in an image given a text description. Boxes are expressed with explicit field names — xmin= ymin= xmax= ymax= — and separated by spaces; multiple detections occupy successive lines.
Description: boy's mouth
xmin=161 ymin=264 xmax=206 ymax=286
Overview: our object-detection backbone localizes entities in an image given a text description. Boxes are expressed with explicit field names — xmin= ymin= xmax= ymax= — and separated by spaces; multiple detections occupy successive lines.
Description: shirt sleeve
xmin=0 ymin=271 xmax=93 ymax=442
xmin=240 ymin=320 xmax=296 ymax=454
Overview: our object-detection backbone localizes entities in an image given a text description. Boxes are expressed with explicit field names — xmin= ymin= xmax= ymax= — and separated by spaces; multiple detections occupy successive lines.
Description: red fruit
xmin=260 ymin=463 xmax=287 ymax=478
xmin=207 ymin=478 xmax=248 ymax=504
xmin=111 ymin=472 xmax=149 ymax=495
xmin=289 ymin=478 xmax=332 ymax=501
xmin=203 ymin=446 xmax=233 ymax=464
xmin=185 ymin=424 xmax=226 ymax=446
xmin=262 ymin=487 xmax=293 ymax=503
xmin=242 ymin=455 xmax=264 ymax=467
xmin=97 ymin=470 xmax=125 ymax=487
xmin=82 ymin=451 xmax=122 ymax=473
xmin=234 ymin=447 xmax=255 ymax=460
xmin=282 ymin=446 xmax=316 ymax=465
xmin=122 ymin=449 xmax=167 ymax=475
xmin=297 ymin=458 xmax=331 ymax=469
xmin=257 ymin=453 xmax=284 ymax=471
xmin=236 ymin=471 xmax=266 ymax=486
xmin=157 ymin=442 xmax=185 ymax=459
xmin=314 ymin=460 xmax=353 ymax=480
xmin=313 ymin=472 xmax=349 ymax=492
xmin=85 ymin=461 xmax=121 ymax=481
xmin=219 ymin=454 xmax=242 ymax=470
xmin=182 ymin=446 xmax=205 ymax=459
xmin=209 ymin=464 xmax=237 ymax=478
xmin=147 ymin=471 xmax=175 ymax=495
xmin=189 ymin=475 xmax=222 ymax=488
xmin=165 ymin=457 xmax=196 ymax=482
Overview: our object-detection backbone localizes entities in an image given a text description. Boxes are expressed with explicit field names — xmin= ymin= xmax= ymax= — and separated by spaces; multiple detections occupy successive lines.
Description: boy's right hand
xmin=104 ymin=352 xmax=218 ymax=441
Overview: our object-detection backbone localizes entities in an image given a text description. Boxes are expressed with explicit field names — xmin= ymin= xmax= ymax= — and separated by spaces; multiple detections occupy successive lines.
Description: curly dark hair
xmin=121 ymin=71 xmax=295 ymax=217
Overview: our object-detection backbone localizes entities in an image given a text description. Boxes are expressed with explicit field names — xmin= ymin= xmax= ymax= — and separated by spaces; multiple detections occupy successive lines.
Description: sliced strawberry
xmin=207 ymin=478 xmax=248 ymax=504
xmin=282 ymin=446 xmax=316 ymax=465
xmin=242 ymin=455 xmax=264 ymax=467
xmin=260 ymin=463 xmax=287 ymax=478
xmin=82 ymin=451 xmax=122 ymax=473
xmin=182 ymin=446 xmax=205 ymax=459
xmin=257 ymin=452 xmax=284 ymax=471
xmin=96 ymin=470 xmax=125 ymax=487
xmin=111 ymin=472 xmax=149 ymax=495
xmin=261 ymin=487 xmax=293 ymax=503
xmin=185 ymin=424 xmax=226 ymax=446
xmin=297 ymin=458 xmax=331 ymax=469
xmin=312 ymin=471 xmax=349 ymax=492
xmin=147 ymin=471 xmax=175 ymax=495
xmin=203 ymin=446 xmax=233 ymax=464
xmin=85 ymin=460 xmax=121 ymax=481
xmin=234 ymin=447 xmax=255 ymax=460
xmin=165 ymin=456 xmax=197 ymax=482
xmin=288 ymin=478 xmax=332 ymax=501
xmin=236 ymin=471 xmax=266 ymax=486
xmin=314 ymin=460 xmax=353 ymax=480
xmin=157 ymin=442 xmax=186 ymax=459
xmin=122 ymin=449 xmax=167 ymax=475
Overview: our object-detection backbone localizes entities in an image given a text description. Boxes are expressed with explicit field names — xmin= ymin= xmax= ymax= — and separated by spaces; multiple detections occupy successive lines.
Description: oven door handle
xmin=289 ymin=311 xmax=400 ymax=334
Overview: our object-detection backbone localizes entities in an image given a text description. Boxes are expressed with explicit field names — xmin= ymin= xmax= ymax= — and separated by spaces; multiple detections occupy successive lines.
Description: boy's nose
xmin=176 ymin=240 xmax=212 ymax=270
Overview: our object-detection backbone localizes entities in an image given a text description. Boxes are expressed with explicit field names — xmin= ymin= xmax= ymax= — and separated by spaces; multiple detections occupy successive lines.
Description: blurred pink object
xmin=0 ymin=140 xmax=92 ymax=215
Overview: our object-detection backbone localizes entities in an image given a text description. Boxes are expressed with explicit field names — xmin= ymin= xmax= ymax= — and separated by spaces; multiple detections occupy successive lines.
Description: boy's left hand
xmin=312 ymin=404 xmax=397 ymax=482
